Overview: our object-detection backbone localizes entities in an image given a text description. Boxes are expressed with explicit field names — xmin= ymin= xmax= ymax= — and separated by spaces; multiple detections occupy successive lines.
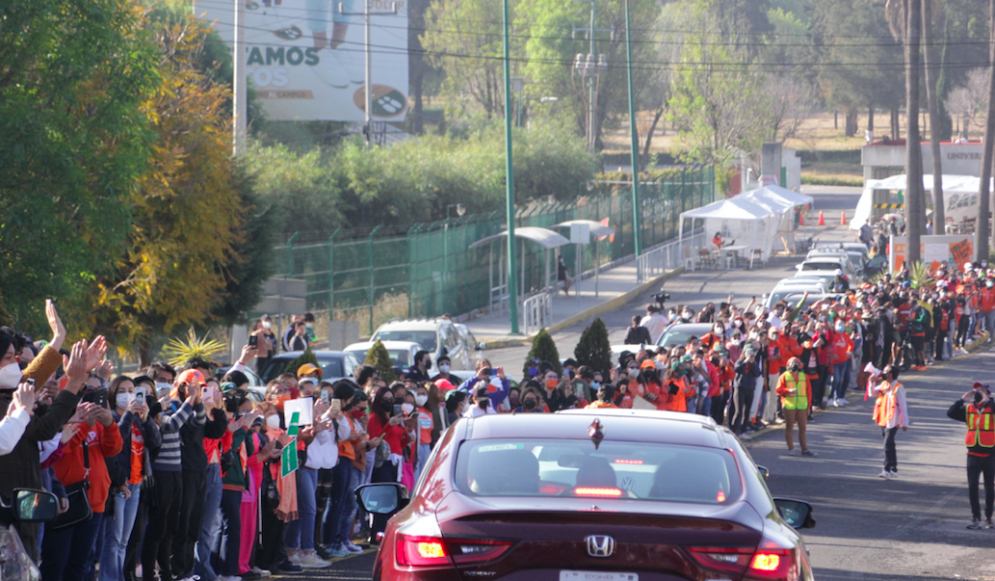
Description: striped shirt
xmin=151 ymin=401 xmax=195 ymax=472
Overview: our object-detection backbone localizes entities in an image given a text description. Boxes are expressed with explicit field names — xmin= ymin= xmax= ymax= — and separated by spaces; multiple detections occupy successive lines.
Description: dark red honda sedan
xmin=356 ymin=409 xmax=816 ymax=581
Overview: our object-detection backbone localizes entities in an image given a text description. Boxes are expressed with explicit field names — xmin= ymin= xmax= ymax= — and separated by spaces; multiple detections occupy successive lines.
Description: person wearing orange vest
xmin=947 ymin=382 xmax=995 ymax=529
xmin=775 ymin=357 xmax=816 ymax=457
xmin=871 ymin=365 xmax=909 ymax=479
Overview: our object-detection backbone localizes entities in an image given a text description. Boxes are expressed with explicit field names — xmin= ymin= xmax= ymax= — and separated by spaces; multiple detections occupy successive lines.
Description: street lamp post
xmin=624 ymin=0 xmax=641 ymax=260
xmin=502 ymin=0 xmax=519 ymax=334
xmin=573 ymin=53 xmax=607 ymax=151
xmin=443 ymin=203 xmax=466 ymax=308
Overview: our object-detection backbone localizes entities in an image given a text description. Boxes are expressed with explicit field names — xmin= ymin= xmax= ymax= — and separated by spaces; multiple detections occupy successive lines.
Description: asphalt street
xmin=288 ymin=189 xmax=995 ymax=581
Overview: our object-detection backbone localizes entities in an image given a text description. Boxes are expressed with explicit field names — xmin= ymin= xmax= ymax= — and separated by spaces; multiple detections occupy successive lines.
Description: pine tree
xmin=574 ymin=318 xmax=612 ymax=376
xmin=365 ymin=339 xmax=398 ymax=383
xmin=286 ymin=346 xmax=319 ymax=377
xmin=524 ymin=329 xmax=562 ymax=377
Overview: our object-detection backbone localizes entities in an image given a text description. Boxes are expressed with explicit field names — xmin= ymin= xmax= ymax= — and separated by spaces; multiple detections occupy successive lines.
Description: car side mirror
xmin=355 ymin=483 xmax=409 ymax=517
xmin=773 ymin=498 xmax=816 ymax=530
xmin=756 ymin=465 xmax=770 ymax=481
xmin=13 ymin=489 xmax=59 ymax=523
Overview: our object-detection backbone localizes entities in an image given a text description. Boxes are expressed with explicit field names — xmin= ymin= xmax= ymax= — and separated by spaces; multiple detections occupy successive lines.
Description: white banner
xmin=194 ymin=0 xmax=409 ymax=122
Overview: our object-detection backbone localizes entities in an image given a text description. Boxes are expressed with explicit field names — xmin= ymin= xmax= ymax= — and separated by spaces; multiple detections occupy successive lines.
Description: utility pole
xmin=904 ymin=0 xmax=923 ymax=263
xmin=233 ymin=0 xmax=246 ymax=155
xmin=502 ymin=0 xmax=519 ymax=334
xmin=341 ymin=0 xmax=397 ymax=149
xmin=624 ymin=0 xmax=641 ymax=259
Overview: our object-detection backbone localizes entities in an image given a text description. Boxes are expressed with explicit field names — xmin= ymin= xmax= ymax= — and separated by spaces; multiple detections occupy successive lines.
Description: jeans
xmin=830 ymin=363 xmax=847 ymax=400
xmin=967 ymin=453 xmax=995 ymax=520
xmin=334 ymin=465 xmax=362 ymax=546
xmin=195 ymin=463 xmax=223 ymax=581
xmin=218 ymin=489 xmax=242 ymax=577
xmin=285 ymin=467 xmax=318 ymax=552
xmin=882 ymin=427 xmax=898 ymax=473
xmin=322 ymin=460 xmax=350 ymax=547
xmin=41 ymin=513 xmax=104 ymax=581
xmin=100 ymin=483 xmax=141 ymax=581
xmin=415 ymin=443 xmax=432 ymax=485
xmin=699 ymin=395 xmax=712 ymax=418
xmin=143 ymin=469 xmax=182 ymax=581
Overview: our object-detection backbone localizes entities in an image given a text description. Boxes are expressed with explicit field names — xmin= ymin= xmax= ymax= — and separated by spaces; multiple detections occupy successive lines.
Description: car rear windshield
xmin=657 ymin=329 xmax=704 ymax=348
xmin=371 ymin=331 xmax=437 ymax=352
xmin=261 ymin=357 xmax=344 ymax=384
xmin=800 ymin=262 xmax=839 ymax=271
xmin=454 ymin=439 xmax=742 ymax=505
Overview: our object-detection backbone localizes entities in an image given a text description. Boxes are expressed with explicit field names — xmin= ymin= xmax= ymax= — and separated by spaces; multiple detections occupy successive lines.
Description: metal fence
xmin=273 ymin=166 xmax=715 ymax=335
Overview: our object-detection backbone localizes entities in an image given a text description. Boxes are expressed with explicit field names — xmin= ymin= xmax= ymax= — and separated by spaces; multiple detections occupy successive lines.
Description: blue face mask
xmin=528 ymin=366 xmax=537 ymax=377
xmin=591 ymin=381 xmax=601 ymax=390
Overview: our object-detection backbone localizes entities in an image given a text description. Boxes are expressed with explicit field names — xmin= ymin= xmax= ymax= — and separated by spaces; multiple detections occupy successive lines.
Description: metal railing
xmin=636 ymin=230 xmax=706 ymax=283
xmin=522 ymin=291 xmax=552 ymax=336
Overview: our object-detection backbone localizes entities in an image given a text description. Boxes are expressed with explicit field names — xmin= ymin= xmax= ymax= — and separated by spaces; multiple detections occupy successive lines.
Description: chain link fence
xmin=273 ymin=166 xmax=715 ymax=336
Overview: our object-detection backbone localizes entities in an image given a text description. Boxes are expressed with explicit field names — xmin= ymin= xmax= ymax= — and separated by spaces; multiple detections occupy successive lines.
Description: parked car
xmin=258 ymin=350 xmax=360 ymax=385
xmin=795 ymin=255 xmax=860 ymax=285
xmin=344 ymin=340 xmax=423 ymax=376
xmin=764 ymin=279 xmax=828 ymax=310
xmin=370 ymin=318 xmax=479 ymax=374
xmin=806 ymin=248 xmax=867 ymax=276
xmin=356 ymin=409 xmax=816 ymax=581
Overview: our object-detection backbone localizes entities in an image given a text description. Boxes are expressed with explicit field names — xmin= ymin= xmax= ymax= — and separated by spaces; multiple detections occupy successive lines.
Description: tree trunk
xmin=138 ymin=340 xmax=152 ymax=370
xmin=979 ymin=0 xmax=995 ymax=261
xmin=923 ymin=0 xmax=945 ymax=230
xmin=905 ymin=0 xmax=923 ymax=263
xmin=845 ymin=109 xmax=858 ymax=137
xmin=640 ymin=105 xmax=665 ymax=171
xmin=936 ymin=9 xmax=954 ymax=140
xmin=891 ymin=105 xmax=901 ymax=140
xmin=868 ymin=105 xmax=875 ymax=132
xmin=834 ymin=109 xmax=838 ymax=129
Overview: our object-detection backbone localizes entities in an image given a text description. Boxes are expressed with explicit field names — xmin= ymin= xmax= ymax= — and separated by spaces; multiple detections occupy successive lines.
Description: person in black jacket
xmin=624 ymin=315 xmax=652 ymax=345
xmin=730 ymin=345 xmax=763 ymax=437
xmin=947 ymin=383 xmax=995 ymax=529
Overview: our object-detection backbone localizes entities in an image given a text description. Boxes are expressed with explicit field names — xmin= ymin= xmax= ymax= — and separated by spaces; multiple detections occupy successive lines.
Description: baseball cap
xmin=434 ymin=379 xmax=455 ymax=392
xmin=176 ymin=369 xmax=205 ymax=387
xmin=973 ymin=382 xmax=990 ymax=391
xmin=296 ymin=363 xmax=323 ymax=378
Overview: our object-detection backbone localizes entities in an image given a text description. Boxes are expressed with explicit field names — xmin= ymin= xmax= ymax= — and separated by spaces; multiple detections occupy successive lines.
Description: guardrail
xmin=522 ymin=291 xmax=552 ymax=336
xmin=636 ymin=230 xmax=705 ymax=283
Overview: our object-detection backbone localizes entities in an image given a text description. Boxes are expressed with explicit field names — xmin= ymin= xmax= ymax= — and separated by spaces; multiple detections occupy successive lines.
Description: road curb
xmin=742 ymin=334 xmax=992 ymax=447
xmin=479 ymin=268 xmax=685 ymax=350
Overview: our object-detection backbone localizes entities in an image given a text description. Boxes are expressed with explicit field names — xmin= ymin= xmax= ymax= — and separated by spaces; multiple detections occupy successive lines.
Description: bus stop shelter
xmin=469 ymin=227 xmax=571 ymax=314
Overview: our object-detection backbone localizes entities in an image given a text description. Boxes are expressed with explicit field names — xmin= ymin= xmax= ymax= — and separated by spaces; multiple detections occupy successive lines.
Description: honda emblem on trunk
xmin=585 ymin=535 xmax=615 ymax=558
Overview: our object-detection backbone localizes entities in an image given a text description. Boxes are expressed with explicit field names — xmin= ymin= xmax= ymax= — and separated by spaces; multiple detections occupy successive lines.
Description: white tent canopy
xmin=854 ymin=174 xmax=990 ymax=230
xmin=679 ymin=196 xmax=790 ymax=264
xmin=740 ymin=186 xmax=813 ymax=252
xmin=864 ymin=173 xmax=989 ymax=194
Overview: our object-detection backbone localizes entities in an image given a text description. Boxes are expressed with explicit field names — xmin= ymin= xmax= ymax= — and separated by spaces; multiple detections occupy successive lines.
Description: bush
xmin=285 ymin=347 xmax=319 ymax=378
xmin=524 ymin=329 xmax=562 ymax=377
xmin=365 ymin=339 xmax=397 ymax=383
xmin=574 ymin=318 xmax=612 ymax=377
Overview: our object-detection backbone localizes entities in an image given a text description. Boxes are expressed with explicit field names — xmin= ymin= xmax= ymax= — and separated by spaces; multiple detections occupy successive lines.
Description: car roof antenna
xmin=588 ymin=418 xmax=604 ymax=450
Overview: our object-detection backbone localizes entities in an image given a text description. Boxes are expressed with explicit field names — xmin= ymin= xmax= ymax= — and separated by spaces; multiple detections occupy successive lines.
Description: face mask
xmin=528 ymin=366 xmax=538 ymax=377
xmin=591 ymin=381 xmax=601 ymax=390
xmin=380 ymin=399 xmax=394 ymax=412
xmin=627 ymin=368 xmax=639 ymax=378
xmin=266 ymin=415 xmax=280 ymax=431
xmin=789 ymin=364 xmax=801 ymax=372
xmin=523 ymin=398 xmax=537 ymax=410
xmin=545 ymin=379 xmax=559 ymax=389
xmin=988 ymin=282 xmax=993 ymax=289
xmin=835 ymin=325 xmax=845 ymax=332
xmin=734 ymin=320 xmax=742 ymax=328
xmin=305 ymin=323 xmax=313 ymax=329
xmin=274 ymin=393 xmax=291 ymax=410
xmin=439 ymin=364 xmax=451 ymax=373
xmin=350 ymin=408 xmax=366 ymax=419
xmin=156 ymin=382 xmax=172 ymax=396
xmin=401 ymin=402 xmax=415 ymax=415
xmin=415 ymin=394 xmax=428 ymax=407
xmin=748 ymin=332 xmax=758 ymax=340
xmin=0 ymin=363 xmax=22 ymax=390
xmin=731 ymin=339 xmax=741 ymax=347
xmin=714 ymin=327 xmax=724 ymax=335
xmin=116 ymin=393 xmax=135 ymax=409
xmin=263 ymin=321 xmax=272 ymax=329
xmin=682 ymin=312 xmax=692 ymax=320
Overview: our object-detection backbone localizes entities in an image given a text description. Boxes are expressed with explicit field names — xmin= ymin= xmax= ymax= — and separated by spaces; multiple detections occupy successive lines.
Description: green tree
xmin=286 ymin=347 xmax=320 ymax=377
xmin=0 ymin=0 xmax=158 ymax=332
xmin=365 ymin=340 xmax=398 ymax=383
xmin=524 ymin=328 xmax=562 ymax=377
xmin=574 ymin=318 xmax=611 ymax=376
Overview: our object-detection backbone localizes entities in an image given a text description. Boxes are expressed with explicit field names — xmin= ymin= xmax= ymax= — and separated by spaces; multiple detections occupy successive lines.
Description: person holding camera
xmin=367 ymin=386 xmax=411 ymax=542
xmin=947 ymin=382 xmax=995 ymax=529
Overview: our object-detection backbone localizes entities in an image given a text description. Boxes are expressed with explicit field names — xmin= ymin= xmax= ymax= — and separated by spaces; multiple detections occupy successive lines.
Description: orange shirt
xmin=128 ymin=424 xmax=144 ymax=485
xmin=585 ymin=401 xmax=618 ymax=409
xmin=54 ymin=423 xmax=123 ymax=514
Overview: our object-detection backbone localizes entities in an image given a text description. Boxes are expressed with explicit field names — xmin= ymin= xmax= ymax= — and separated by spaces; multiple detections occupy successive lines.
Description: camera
xmin=653 ymin=292 xmax=671 ymax=306
xmin=224 ymin=390 xmax=248 ymax=414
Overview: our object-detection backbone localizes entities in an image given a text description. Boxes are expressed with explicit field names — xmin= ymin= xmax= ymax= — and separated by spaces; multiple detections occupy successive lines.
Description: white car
xmin=764 ymin=279 xmax=828 ymax=310
xmin=369 ymin=318 xmax=479 ymax=373
xmin=806 ymin=248 xmax=867 ymax=276
xmin=795 ymin=256 xmax=860 ymax=285
xmin=343 ymin=340 xmax=423 ymax=374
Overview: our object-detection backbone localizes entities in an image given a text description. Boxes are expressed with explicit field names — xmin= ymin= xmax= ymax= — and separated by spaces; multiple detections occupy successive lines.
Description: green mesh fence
xmin=274 ymin=166 xmax=714 ymax=335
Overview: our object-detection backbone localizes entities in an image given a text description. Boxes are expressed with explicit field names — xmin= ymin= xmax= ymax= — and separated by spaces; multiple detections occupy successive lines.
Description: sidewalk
xmin=465 ymin=203 xmax=857 ymax=349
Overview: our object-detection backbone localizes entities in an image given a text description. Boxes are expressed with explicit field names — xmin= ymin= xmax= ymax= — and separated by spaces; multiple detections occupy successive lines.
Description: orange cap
xmin=176 ymin=369 xmax=205 ymax=387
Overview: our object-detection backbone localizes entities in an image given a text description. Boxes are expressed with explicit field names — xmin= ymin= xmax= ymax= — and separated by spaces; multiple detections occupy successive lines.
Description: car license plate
xmin=560 ymin=572 xmax=638 ymax=581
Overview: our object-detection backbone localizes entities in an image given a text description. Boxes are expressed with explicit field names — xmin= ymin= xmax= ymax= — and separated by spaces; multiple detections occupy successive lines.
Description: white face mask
xmin=401 ymin=402 xmax=415 ymax=415
xmin=439 ymin=364 xmax=450 ymax=373
xmin=116 ymin=393 xmax=135 ymax=409
xmin=415 ymin=394 xmax=428 ymax=407
xmin=263 ymin=321 xmax=272 ymax=330
xmin=155 ymin=382 xmax=172 ymax=397
xmin=0 ymin=363 xmax=22 ymax=390
xmin=266 ymin=415 xmax=281 ymax=430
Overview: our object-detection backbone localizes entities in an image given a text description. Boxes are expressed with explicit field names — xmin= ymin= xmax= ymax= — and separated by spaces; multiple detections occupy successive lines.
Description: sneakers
xmin=878 ymin=470 xmax=891 ymax=478
xmin=801 ymin=450 xmax=817 ymax=457
xmin=219 ymin=577 xmax=242 ymax=581
xmin=739 ymin=432 xmax=752 ymax=441
xmin=344 ymin=541 xmax=365 ymax=554
xmin=299 ymin=552 xmax=331 ymax=569
xmin=967 ymin=519 xmax=983 ymax=530
xmin=831 ymin=398 xmax=840 ymax=407
xmin=240 ymin=572 xmax=262 ymax=581
xmin=786 ymin=449 xmax=797 ymax=456
xmin=287 ymin=550 xmax=302 ymax=565
xmin=986 ymin=519 xmax=994 ymax=529
xmin=278 ymin=560 xmax=303 ymax=573
xmin=319 ymin=544 xmax=350 ymax=558
xmin=251 ymin=567 xmax=271 ymax=578
xmin=888 ymin=470 xmax=898 ymax=478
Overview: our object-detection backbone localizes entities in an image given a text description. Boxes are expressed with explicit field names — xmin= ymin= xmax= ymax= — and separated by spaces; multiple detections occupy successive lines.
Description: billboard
xmin=194 ymin=0 xmax=409 ymax=122
xmin=889 ymin=234 xmax=975 ymax=273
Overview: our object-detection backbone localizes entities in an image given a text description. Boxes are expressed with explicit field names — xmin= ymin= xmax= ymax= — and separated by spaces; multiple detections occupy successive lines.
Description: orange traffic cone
xmin=818 ymin=210 xmax=825 ymax=226
xmin=840 ymin=210 xmax=847 ymax=225
xmin=798 ymin=211 xmax=805 ymax=226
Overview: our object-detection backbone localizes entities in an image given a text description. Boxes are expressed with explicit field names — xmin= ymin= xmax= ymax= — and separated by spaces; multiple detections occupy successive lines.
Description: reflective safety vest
xmin=965 ymin=404 xmax=995 ymax=448
xmin=780 ymin=372 xmax=808 ymax=411
xmin=872 ymin=382 xmax=902 ymax=427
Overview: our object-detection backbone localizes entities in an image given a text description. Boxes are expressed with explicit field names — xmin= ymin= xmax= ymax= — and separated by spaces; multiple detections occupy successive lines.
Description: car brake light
xmin=746 ymin=548 xmax=799 ymax=581
xmin=449 ymin=538 xmax=513 ymax=564
xmin=574 ymin=487 xmax=623 ymax=497
xmin=686 ymin=546 xmax=753 ymax=574
xmin=396 ymin=534 xmax=450 ymax=567
xmin=540 ymin=483 xmax=567 ymax=494
xmin=612 ymin=458 xmax=644 ymax=465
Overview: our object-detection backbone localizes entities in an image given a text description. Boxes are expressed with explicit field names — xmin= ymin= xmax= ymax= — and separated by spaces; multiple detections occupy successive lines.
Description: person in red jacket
xmin=763 ymin=327 xmax=800 ymax=424
xmin=980 ymin=279 xmax=995 ymax=344
xmin=43 ymin=399 xmax=123 ymax=581
xmin=829 ymin=321 xmax=854 ymax=407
